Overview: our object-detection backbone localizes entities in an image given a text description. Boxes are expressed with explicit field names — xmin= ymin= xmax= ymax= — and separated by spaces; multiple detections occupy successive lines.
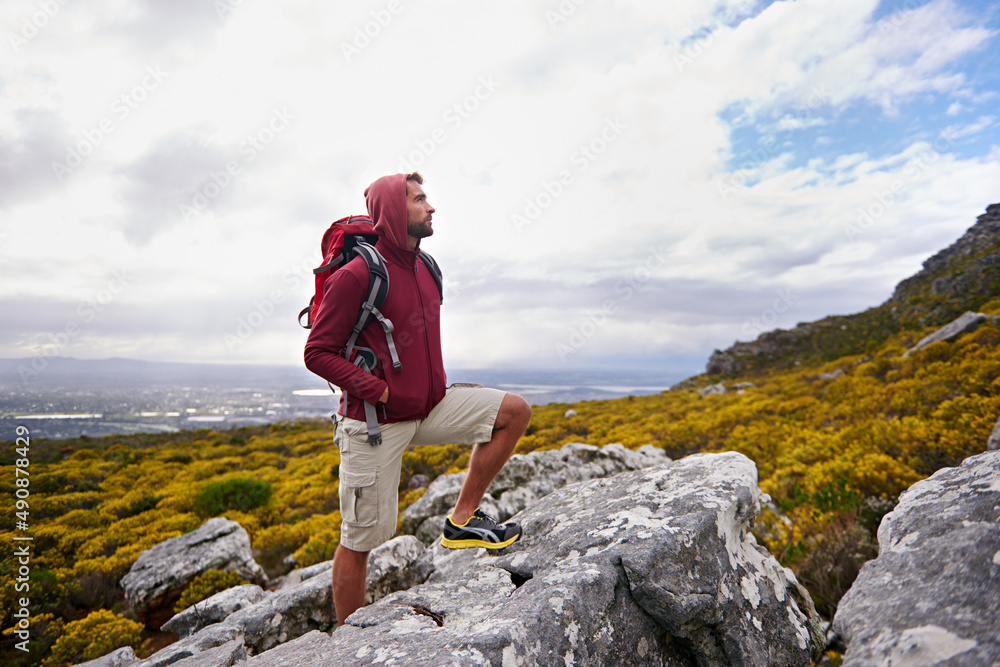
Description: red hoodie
xmin=303 ymin=174 xmax=447 ymax=423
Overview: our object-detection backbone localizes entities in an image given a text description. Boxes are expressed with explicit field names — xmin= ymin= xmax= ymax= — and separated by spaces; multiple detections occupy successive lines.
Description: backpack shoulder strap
xmin=344 ymin=241 xmax=401 ymax=371
xmin=418 ymin=250 xmax=444 ymax=303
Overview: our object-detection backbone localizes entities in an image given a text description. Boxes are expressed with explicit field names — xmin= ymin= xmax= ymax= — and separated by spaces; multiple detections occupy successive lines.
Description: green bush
xmin=194 ymin=478 xmax=272 ymax=517
xmin=174 ymin=569 xmax=249 ymax=612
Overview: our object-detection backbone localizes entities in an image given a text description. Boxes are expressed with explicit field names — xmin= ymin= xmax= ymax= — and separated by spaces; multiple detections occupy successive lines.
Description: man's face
xmin=406 ymin=181 xmax=435 ymax=240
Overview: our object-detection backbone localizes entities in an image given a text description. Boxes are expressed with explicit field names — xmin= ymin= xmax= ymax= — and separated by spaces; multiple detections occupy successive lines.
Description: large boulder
xmin=833 ymin=451 xmax=1000 ymax=666
xmin=125 ymin=535 xmax=431 ymax=665
xmin=239 ymin=452 xmax=821 ymax=666
xmin=402 ymin=442 xmax=669 ymax=542
xmin=903 ymin=311 xmax=998 ymax=356
xmin=120 ymin=517 xmax=267 ymax=624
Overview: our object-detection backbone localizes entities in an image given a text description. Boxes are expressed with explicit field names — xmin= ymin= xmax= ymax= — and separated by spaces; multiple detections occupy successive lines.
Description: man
xmin=304 ymin=172 xmax=532 ymax=625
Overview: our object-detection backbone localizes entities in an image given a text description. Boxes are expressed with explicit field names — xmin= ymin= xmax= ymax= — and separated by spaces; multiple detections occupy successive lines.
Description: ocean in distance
xmin=0 ymin=358 xmax=692 ymax=440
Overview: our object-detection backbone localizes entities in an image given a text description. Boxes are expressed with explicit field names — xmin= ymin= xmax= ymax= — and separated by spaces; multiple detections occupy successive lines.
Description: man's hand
xmin=379 ymin=387 xmax=389 ymax=404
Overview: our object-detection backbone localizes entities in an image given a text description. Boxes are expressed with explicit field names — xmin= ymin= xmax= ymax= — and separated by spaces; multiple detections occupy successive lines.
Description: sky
xmin=2 ymin=0 xmax=999 ymax=381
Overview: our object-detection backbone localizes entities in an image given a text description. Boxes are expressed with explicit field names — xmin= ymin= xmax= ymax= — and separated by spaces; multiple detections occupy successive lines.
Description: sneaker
xmin=441 ymin=509 xmax=522 ymax=550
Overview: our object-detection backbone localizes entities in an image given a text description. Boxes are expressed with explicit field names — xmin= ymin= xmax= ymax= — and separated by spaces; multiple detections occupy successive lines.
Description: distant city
xmin=0 ymin=358 xmax=686 ymax=440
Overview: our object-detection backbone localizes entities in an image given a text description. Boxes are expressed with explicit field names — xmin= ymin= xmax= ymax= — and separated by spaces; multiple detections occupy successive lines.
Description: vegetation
xmin=1 ymin=303 xmax=998 ymax=664
xmin=174 ymin=570 xmax=250 ymax=613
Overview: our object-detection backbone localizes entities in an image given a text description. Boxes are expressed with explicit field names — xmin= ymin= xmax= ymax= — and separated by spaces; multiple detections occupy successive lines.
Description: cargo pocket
xmin=340 ymin=468 xmax=378 ymax=527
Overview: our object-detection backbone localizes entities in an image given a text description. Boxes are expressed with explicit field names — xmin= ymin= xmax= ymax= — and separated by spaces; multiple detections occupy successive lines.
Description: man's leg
xmin=332 ymin=544 xmax=369 ymax=625
xmin=451 ymin=393 xmax=532 ymax=524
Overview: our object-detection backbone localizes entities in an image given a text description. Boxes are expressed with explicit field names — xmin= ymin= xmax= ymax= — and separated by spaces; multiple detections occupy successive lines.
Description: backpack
xmin=299 ymin=214 xmax=443 ymax=445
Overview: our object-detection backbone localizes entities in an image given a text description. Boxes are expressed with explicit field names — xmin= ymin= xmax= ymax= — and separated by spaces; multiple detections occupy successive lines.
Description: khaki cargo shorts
xmin=334 ymin=383 xmax=506 ymax=552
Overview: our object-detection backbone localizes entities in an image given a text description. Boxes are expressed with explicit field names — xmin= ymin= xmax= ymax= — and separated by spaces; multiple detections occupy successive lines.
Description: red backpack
xmin=299 ymin=215 xmax=442 ymax=444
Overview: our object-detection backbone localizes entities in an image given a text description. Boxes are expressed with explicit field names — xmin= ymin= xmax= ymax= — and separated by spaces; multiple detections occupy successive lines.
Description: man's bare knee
xmin=497 ymin=393 xmax=531 ymax=431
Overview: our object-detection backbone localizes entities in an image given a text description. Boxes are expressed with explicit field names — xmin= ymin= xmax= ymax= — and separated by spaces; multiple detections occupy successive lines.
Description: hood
xmin=364 ymin=173 xmax=409 ymax=250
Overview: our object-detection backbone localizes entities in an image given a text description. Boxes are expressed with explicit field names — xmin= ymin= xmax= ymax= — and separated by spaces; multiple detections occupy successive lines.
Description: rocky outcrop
xmin=988 ymin=416 xmax=1000 ymax=451
xmin=697 ymin=382 xmax=727 ymax=397
xmin=903 ymin=311 xmax=999 ymax=356
xmin=73 ymin=647 xmax=137 ymax=667
xmin=238 ymin=452 xmax=822 ymax=666
xmin=120 ymin=518 xmax=267 ymax=625
xmin=161 ymin=584 xmax=266 ymax=638
xmin=109 ymin=535 xmax=432 ymax=666
xmin=87 ymin=446 xmax=823 ymax=666
xmin=402 ymin=442 xmax=670 ymax=543
xmin=833 ymin=451 xmax=1000 ymax=666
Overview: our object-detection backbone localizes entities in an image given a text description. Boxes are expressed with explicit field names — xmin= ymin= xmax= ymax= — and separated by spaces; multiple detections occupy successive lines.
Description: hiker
xmin=303 ymin=172 xmax=532 ymax=625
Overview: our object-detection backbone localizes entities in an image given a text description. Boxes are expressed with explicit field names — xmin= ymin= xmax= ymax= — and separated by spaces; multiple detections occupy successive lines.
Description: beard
xmin=407 ymin=218 xmax=433 ymax=239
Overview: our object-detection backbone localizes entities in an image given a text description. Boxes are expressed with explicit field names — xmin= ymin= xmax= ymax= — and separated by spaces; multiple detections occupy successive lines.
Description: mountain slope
xmin=707 ymin=203 xmax=1000 ymax=376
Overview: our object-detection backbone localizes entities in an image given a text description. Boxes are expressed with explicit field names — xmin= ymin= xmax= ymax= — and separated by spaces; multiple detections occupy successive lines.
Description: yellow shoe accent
xmin=440 ymin=533 xmax=521 ymax=550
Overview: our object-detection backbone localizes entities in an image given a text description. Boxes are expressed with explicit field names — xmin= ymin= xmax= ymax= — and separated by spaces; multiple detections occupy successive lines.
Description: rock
xmin=240 ymin=452 xmax=820 ymax=666
xmin=833 ymin=451 xmax=1000 ymax=666
xmin=697 ymin=382 xmax=727 ymax=397
xmin=987 ymin=416 xmax=1000 ymax=451
xmin=817 ymin=368 xmax=844 ymax=381
xmin=706 ymin=349 xmax=737 ymax=375
xmin=157 ymin=638 xmax=247 ymax=667
xmin=365 ymin=535 xmax=432 ymax=605
xmin=903 ymin=311 xmax=990 ymax=356
xmin=124 ymin=537 xmax=434 ymax=665
xmin=407 ymin=474 xmax=431 ymax=490
xmin=120 ymin=518 xmax=267 ymax=624
xmin=273 ymin=559 xmax=334 ymax=592
xmin=564 ymin=409 xmax=578 ymax=418
xmin=161 ymin=584 xmax=266 ymax=638
xmin=214 ymin=563 xmax=333 ymax=654
xmin=71 ymin=646 xmax=137 ymax=667
xmin=135 ymin=624 xmax=244 ymax=667
xmin=401 ymin=442 xmax=671 ymax=544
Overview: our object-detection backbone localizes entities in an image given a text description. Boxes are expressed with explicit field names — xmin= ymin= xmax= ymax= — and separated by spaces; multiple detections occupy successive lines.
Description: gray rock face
xmin=833 ymin=451 xmax=1000 ymax=666
xmin=988 ymin=416 xmax=1000 ymax=451
xmin=698 ymin=382 xmax=728 ymax=397
xmin=71 ymin=646 xmax=137 ymax=667
xmin=241 ymin=452 xmax=819 ymax=666
xmin=365 ymin=535 xmax=432 ymax=604
xmin=162 ymin=584 xmax=266 ymax=638
xmin=120 ymin=518 xmax=267 ymax=620
xmin=903 ymin=311 xmax=996 ymax=356
xmin=402 ymin=442 xmax=670 ymax=544
xmin=126 ymin=535 xmax=431 ymax=665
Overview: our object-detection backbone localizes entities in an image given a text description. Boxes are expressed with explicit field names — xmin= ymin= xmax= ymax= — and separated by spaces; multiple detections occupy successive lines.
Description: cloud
xmin=0 ymin=108 xmax=70 ymax=207
xmin=115 ymin=126 xmax=232 ymax=244
xmin=0 ymin=1 xmax=997 ymax=373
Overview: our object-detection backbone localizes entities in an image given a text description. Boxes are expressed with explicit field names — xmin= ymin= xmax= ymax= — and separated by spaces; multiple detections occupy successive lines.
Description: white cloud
xmin=1 ymin=0 xmax=997 ymax=373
